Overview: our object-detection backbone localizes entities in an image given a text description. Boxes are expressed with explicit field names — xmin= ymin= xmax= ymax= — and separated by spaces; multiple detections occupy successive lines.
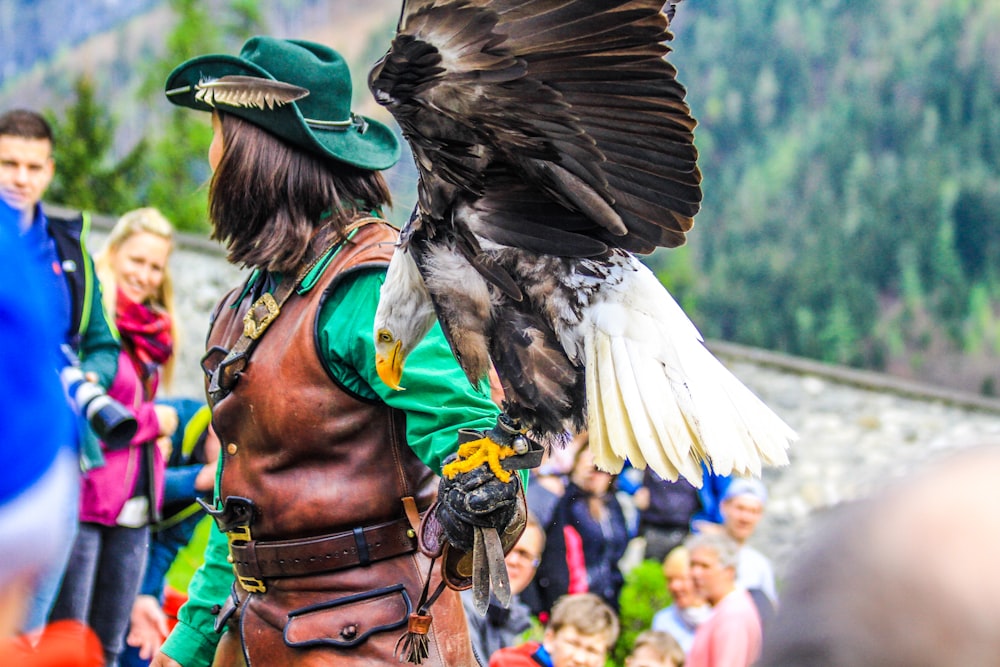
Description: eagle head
xmin=373 ymin=245 xmax=437 ymax=391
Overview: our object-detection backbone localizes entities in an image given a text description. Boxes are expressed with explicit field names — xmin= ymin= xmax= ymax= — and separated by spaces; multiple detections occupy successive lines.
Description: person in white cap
xmin=719 ymin=479 xmax=777 ymax=605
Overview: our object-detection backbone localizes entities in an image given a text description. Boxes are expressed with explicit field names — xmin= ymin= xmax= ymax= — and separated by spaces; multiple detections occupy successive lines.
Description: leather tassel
xmin=397 ymin=556 xmax=447 ymax=663
xmin=395 ymin=612 xmax=433 ymax=664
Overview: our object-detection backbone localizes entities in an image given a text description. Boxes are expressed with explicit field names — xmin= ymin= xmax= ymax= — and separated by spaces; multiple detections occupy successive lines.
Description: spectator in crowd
xmin=525 ymin=436 xmax=579 ymax=529
xmin=122 ymin=398 xmax=219 ymax=667
xmin=611 ymin=461 xmax=642 ymax=540
xmin=463 ymin=512 xmax=546 ymax=664
xmin=651 ymin=546 xmax=711 ymax=655
xmin=636 ymin=465 xmax=731 ymax=563
xmin=0 ymin=195 xmax=102 ymax=665
xmin=0 ymin=108 xmax=120 ymax=633
xmin=758 ymin=444 xmax=1000 ymax=666
xmin=521 ymin=438 xmax=578 ymax=618
xmin=626 ymin=630 xmax=685 ymax=667
xmin=50 ymin=207 xmax=177 ymax=665
xmin=489 ymin=593 xmax=618 ymax=667
xmin=530 ymin=437 xmax=630 ymax=617
xmin=717 ymin=478 xmax=777 ymax=605
xmin=684 ymin=532 xmax=762 ymax=667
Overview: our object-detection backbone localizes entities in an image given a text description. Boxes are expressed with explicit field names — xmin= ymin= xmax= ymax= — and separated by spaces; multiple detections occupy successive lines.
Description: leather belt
xmin=229 ymin=517 xmax=418 ymax=580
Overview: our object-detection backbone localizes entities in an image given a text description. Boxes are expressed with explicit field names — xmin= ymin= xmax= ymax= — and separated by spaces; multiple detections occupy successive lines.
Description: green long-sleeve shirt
xmin=161 ymin=266 xmax=500 ymax=666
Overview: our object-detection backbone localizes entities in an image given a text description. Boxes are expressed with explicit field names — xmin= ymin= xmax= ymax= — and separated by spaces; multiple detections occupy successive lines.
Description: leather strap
xmin=229 ymin=516 xmax=418 ymax=580
xmin=402 ymin=496 xmax=422 ymax=534
xmin=206 ymin=259 xmax=304 ymax=402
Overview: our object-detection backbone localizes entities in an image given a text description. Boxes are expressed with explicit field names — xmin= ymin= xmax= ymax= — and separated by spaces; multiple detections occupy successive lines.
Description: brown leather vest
xmin=206 ymin=222 xmax=438 ymax=539
xmin=205 ymin=221 xmax=476 ymax=666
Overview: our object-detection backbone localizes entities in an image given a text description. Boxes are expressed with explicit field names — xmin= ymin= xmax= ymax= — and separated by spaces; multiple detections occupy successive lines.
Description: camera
xmin=60 ymin=345 xmax=137 ymax=449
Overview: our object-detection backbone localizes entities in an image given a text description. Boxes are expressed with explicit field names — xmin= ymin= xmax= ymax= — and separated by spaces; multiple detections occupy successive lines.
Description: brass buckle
xmin=227 ymin=525 xmax=267 ymax=592
xmin=237 ymin=575 xmax=267 ymax=593
xmin=227 ymin=524 xmax=252 ymax=545
xmin=243 ymin=293 xmax=280 ymax=339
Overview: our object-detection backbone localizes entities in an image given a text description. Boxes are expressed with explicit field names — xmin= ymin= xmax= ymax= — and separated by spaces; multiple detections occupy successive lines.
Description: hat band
xmin=305 ymin=113 xmax=369 ymax=135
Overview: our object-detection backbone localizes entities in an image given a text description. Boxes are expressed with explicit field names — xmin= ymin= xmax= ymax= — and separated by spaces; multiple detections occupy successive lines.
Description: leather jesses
xmin=205 ymin=221 xmax=476 ymax=666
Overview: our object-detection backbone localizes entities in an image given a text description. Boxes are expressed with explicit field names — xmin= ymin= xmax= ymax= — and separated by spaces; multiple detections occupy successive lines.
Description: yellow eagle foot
xmin=442 ymin=436 xmax=517 ymax=483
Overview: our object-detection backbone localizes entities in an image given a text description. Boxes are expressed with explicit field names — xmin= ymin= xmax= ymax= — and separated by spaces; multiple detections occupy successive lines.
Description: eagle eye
xmin=377 ymin=330 xmax=394 ymax=344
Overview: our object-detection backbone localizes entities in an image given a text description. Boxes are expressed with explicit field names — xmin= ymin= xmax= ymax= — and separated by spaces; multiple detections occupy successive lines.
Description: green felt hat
xmin=165 ymin=36 xmax=400 ymax=171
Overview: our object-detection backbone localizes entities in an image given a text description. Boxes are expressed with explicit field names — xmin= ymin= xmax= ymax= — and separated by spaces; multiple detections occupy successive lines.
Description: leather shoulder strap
xmin=325 ymin=218 xmax=398 ymax=277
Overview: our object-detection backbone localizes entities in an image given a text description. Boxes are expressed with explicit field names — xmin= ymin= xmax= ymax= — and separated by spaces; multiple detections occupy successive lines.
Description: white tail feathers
xmin=582 ymin=259 xmax=795 ymax=487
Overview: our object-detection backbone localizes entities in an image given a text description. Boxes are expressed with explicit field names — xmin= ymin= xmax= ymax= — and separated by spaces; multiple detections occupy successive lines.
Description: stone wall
xmin=711 ymin=342 xmax=1000 ymax=580
xmin=90 ymin=215 xmax=1000 ymax=585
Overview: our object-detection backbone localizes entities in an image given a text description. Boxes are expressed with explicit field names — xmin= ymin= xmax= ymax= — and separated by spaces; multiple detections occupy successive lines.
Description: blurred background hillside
xmin=3 ymin=0 xmax=999 ymax=396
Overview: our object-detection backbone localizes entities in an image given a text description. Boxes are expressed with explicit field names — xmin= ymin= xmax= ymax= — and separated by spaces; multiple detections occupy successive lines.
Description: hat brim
xmin=165 ymin=53 xmax=400 ymax=172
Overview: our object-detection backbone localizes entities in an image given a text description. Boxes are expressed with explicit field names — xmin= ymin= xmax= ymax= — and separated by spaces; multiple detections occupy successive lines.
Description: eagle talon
xmin=442 ymin=436 xmax=516 ymax=483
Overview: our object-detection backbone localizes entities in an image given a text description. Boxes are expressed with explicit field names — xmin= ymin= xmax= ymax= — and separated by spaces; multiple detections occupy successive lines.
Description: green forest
xmin=15 ymin=0 xmax=1000 ymax=394
xmin=653 ymin=0 xmax=1000 ymax=393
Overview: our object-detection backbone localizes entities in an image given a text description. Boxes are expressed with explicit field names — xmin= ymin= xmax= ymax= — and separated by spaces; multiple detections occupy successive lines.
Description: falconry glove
xmin=418 ymin=420 xmax=542 ymax=616
xmin=435 ymin=453 xmax=521 ymax=553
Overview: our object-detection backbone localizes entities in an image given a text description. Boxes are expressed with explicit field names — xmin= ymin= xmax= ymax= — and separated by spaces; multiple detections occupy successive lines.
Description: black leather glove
xmin=435 ymin=454 xmax=521 ymax=552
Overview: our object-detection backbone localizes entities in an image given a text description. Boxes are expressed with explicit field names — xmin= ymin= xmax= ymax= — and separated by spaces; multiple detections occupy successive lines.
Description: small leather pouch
xmin=282 ymin=584 xmax=412 ymax=649
xmin=235 ymin=583 xmax=414 ymax=664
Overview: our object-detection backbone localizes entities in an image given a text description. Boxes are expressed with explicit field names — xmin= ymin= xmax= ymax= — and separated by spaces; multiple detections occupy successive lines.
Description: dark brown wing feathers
xmin=371 ymin=0 xmax=701 ymax=257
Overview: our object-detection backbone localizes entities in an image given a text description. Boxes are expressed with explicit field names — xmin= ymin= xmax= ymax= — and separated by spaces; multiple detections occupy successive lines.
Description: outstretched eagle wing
xmin=371 ymin=0 xmax=795 ymax=487
xmin=370 ymin=0 xmax=701 ymax=258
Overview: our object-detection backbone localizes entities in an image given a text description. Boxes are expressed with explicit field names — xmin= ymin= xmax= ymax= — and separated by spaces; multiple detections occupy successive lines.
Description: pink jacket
xmin=78 ymin=349 xmax=165 ymax=526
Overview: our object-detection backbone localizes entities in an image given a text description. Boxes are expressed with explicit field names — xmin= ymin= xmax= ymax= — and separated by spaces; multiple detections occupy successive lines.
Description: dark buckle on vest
xmin=199 ymin=496 xmax=257 ymax=534
xmin=202 ymin=346 xmax=247 ymax=403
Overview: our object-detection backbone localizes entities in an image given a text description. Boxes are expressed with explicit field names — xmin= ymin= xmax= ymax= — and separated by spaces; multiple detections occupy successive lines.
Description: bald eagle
xmin=370 ymin=0 xmax=794 ymax=484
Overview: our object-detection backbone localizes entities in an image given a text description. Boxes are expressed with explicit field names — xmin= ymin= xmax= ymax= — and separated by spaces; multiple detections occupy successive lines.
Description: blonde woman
xmin=50 ymin=207 xmax=177 ymax=666
xmin=95 ymin=207 xmax=178 ymax=388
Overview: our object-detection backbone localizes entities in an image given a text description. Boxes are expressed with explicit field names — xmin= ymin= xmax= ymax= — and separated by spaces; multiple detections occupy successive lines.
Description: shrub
xmin=609 ymin=558 xmax=673 ymax=666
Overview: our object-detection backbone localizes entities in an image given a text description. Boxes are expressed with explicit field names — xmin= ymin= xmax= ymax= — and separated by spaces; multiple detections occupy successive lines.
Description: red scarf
xmin=115 ymin=287 xmax=173 ymax=395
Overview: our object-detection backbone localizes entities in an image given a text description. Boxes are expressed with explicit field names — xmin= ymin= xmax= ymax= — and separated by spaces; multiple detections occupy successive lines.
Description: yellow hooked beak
xmin=376 ymin=339 xmax=406 ymax=391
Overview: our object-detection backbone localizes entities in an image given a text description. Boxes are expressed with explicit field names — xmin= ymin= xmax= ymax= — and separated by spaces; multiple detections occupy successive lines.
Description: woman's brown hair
xmin=209 ymin=112 xmax=392 ymax=273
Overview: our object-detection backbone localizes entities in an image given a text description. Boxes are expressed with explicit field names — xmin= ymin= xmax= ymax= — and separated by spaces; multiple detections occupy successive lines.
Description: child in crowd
xmin=489 ymin=593 xmax=618 ymax=667
xmin=626 ymin=630 xmax=686 ymax=667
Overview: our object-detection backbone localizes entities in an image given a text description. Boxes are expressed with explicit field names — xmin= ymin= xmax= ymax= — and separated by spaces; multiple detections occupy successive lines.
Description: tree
xmin=667 ymin=0 xmax=1000 ymax=392
xmin=138 ymin=0 xmax=265 ymax=233
xmin=46 ymin=75 xmax=146 ymax=216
